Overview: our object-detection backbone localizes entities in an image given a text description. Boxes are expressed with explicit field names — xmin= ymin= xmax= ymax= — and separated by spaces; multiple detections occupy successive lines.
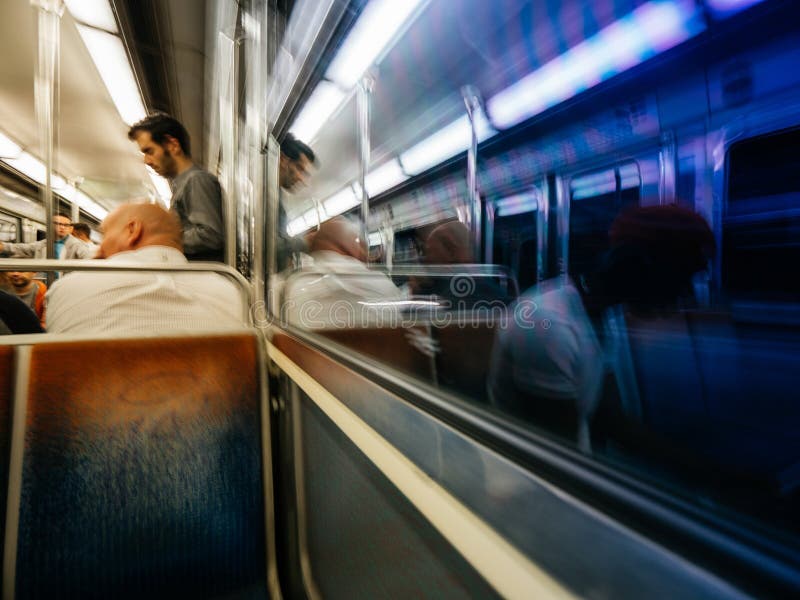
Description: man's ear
xmin=164 ymin=135 xmax=182 ymax=156
xmin=126 ymin=219 xmax=144 ymax=248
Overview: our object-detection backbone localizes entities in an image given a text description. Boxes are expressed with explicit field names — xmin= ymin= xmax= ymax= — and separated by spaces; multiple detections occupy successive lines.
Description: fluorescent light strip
xmin=323 ymin=185 xmax=360 ymax=218
xmin=288 ymin=0 xmax=427 ymax=142
xmin=326 ymin=0 xmax=427 ymax=89
xmin=75 ymin=24 xmax=146 ymax=126
xmin=400 ymin=113 xmax=497 ymax=176
xmin=365 ymin=158 xmax=408 ymax=197
xmin=4 ymin=153 xmax=48 ymax=185
xmin=368 ymin=232 xmax=382 ymax=246
xmin=64 ymin=0 xmax=118 ymax=33
xmin=706 ymin=0 xmax=766 ymax=17
xmin=487 ymin=0 xmax=703 ymax=129
xmin=289 ymin=81 xmax=346 ymax=144
xmin=0 ymin=133 xmax=21 ymax=158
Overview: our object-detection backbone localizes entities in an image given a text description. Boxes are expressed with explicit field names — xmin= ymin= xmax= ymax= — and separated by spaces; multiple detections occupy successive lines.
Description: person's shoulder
xmin=186 ymin=165 xmax=221 ymax=187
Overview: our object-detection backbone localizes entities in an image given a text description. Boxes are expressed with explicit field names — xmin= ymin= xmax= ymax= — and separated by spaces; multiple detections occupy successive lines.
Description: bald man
xmin=46 ymin=203 xmax=246 ymax=334
xmin=282 ymin=217 xmax=401 ymax=328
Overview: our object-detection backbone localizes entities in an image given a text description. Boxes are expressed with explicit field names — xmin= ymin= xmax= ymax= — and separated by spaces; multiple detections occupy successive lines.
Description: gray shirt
xmin=170 ymin=164 xmax=225 ymax=261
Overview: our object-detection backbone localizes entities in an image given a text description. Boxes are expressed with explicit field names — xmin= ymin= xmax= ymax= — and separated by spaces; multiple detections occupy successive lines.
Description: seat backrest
xmin=0 ymin=346 xmax=14 ymax=567
xmin=433 ymin=321 xmax=502 ymax=403
xmin=318 ymin=326 xmax=435 ymax=383
xmin=10 ymin=334 xmax=267 ymax=599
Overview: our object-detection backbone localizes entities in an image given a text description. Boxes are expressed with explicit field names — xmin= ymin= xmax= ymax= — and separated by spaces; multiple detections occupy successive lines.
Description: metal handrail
xmin=0 ymin=259 xmax=254 ymax=322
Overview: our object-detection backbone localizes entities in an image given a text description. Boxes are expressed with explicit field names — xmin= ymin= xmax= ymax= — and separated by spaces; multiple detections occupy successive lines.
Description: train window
xmin=492 ymin=190 xmax=541 ymax=292
xmin=723 ymin=127 xmax=800 ymax=303
xmin=0 ymin=216 xmax=17 ymax=242
xmin=568 ymin=162 xmax=641 ymax=277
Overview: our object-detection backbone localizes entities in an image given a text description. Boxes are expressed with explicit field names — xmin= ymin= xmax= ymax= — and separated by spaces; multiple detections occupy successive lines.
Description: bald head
xmin=308 ymin=217 xmax=365 ymax=262
xmin=425 ymin=221 xmax=473 ymax=264
xmin=98 ymin=203 xmax=183 ymax=259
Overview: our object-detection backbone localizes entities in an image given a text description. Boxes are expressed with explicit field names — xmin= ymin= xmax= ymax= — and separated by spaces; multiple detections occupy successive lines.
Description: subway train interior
xmin=0 ymin=0 xmax=799 ymax=597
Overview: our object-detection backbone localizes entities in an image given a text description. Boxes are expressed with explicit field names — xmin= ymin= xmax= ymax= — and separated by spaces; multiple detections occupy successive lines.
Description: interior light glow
xmin=289 ymin=81 xmax=346 ymax=144
xmin=75 ymin=25 xmax=146 ymax=125
xmin=5 ymin=152 xmax=47 ymax=184
xmin=148 ymin=168 xmax=172 ymax=206
xmin=706 ymin=0 xmax=766 ymax=17
xmin=365 ymin=158 xmax=408 ymax=197
xmin=572 ymin=165 xmax=641 ymax=200
xmin=399 ymin=113 xmax=497 ymax=176
xmin=0 ymin=132 xmax=21 ymax=158
xmin=368 ymin=232 xmax=382 ymax=246
xmin=487 ymin=0 xmax=703 ymax=129
xmin=62 ymin=186 xmax=108 ymax=221
xmin=286 ymin=218 xmax=305 ymax=237
xmin=64 ymin=0 xmax=118 ymax=33
xmin=495 ymin=192 xmax=539 ymax=217
xmin=325 ymin=0 xmax=427 ymax=89
xmin=322 ymin=185 xmax=360 ymax=218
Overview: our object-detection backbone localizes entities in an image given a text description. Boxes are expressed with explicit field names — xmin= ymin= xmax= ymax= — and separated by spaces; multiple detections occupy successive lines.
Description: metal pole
xmin=357 ymin=75 xmax=374 ymax=264
xmin=218 ymin=31 xmax=240 ymax=268
xmin=265 ymin=135 xmax=281 ymax=316
xmin=462 ymin=85 xmax=481 ymax=261
xmin=31 ymin=0 xmax=64 ymax=278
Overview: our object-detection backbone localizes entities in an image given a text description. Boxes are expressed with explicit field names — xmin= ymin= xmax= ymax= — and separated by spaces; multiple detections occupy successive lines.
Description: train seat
xmin=317 ymin=325 xmax=436 ymax=383
xmin=5 ymin=333 xmax=267 ymax=599
xmin=0 ymin=345 xmax=14 ymax=569
xmin=432 ymin=317 xmax=506 ymax=403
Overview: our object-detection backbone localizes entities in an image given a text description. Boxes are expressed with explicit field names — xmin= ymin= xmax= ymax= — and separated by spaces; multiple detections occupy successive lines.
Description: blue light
xmin=487 ymin=1 xmax=705 ymax=130
xmin=706 ymin=0 xmax=766 ymax=18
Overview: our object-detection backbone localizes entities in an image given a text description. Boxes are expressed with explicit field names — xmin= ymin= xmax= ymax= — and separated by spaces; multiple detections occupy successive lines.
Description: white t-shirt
xmin=282 ymin=251 xmax=403 ymax=329
xmin=46 ymin=246 xmax=247 ymax=334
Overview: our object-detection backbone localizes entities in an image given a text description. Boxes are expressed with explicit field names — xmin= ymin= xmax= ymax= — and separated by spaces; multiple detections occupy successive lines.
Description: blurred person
xmin=277 ymin=133 xmax=317 ymax=270
xmin=282 ymin=217 xmax=402 ymax=328
xmin=71 ymin=222 xmax=98 ymax=255
xmin=411 ymin=220 xmax=511 ymax=307
xmin=488 ymin=205 xmax=715 ymax=450
xmin=7 ymin=271 xmax=46 ymax=327
xmin=46 ymin=203 xmax=246 ymax=334
xmin=128 ymin=113 xmax=224 ymax=262
xmin=0 ymin=291 xmax=44 ymax=334
xmin=0 ymin=213 xmax=93 ymax=259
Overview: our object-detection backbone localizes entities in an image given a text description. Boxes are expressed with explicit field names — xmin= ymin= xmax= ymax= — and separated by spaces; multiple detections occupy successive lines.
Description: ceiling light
xmin=61 ymin=186 xmax=108 ymax=221
xmin=706 ymin=0 xmax=766 ymax=17
xmin=325 ymin=0 xmax=428 ymax=89
xmin=399 ymin=113 xmax=497 ymax=176
xmin=64 ymin=0 xmax=118 ymax=33
xmin=289 ymin=81 xmax=346 ymax=144
xmin=322 ymin=185 xmax=360 ymax=218
xmin=4 ymin=152 xmax=48 ymax=184
xmin=486 ymin=0 xmax=703 ymax=129
xmin=75 ymin=24 xmax=146 ymax=125
xmin=0 ymin=132 xmax=22 ymax=158
xmin=365 ymin=158 xmax=407 ymax=197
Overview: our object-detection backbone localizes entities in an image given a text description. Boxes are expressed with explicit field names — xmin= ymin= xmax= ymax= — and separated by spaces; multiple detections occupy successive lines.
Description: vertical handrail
xmin=357 ymin=75 xmax=374 ymax=264
xmin=32 ymin=0 xmax=64 ymax=283
xmin=218 ymin=30 xmax=240 ymax=268
xmin=462 ymin=86 xmax=482 ymax=261
xmin=266 ymin=135 xmax=281 ymax=316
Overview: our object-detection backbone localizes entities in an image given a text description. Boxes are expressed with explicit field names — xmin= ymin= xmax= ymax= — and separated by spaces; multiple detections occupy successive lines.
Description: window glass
xmin=568 ymin=163 xmax=641 ymax=277
xmin=724 ymin=128 xmax=800 ymax=303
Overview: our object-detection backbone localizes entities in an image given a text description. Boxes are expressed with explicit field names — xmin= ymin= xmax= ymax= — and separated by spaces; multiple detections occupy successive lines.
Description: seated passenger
xmin=411 ymin=220 xmax=512 ymax=308
xmin=7 ymin=271 xmax=47 ymax=327
xmin=0 ymin=290 xmax=45 ymax=334
xmin=488 ymin=206 xmax=715 ymax=451
xmin=282 ymin=217 xmax=402 ymax=328
xmin=46 ymin=203 xmax=247 ymax=334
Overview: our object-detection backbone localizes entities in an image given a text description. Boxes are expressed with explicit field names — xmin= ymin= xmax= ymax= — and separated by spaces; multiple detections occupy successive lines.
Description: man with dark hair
xmin=279 ymin=133 xmax=315 ymax=192
xmin=0 ymin=213 xmax=92 ymax=259
xmin=128 ymin=113 xmax=225 ymax=261
xmin=71 ymin=222 xmax=98 ymax=255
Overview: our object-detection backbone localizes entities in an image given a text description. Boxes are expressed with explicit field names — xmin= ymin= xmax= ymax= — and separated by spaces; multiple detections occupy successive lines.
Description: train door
xmin=0 ymin=213 xmax=19 ymax=243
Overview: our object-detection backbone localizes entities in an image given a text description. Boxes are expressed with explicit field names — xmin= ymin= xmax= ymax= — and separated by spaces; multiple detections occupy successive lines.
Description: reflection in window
xmin=569 ymin=162 xmax=641 ymax=277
